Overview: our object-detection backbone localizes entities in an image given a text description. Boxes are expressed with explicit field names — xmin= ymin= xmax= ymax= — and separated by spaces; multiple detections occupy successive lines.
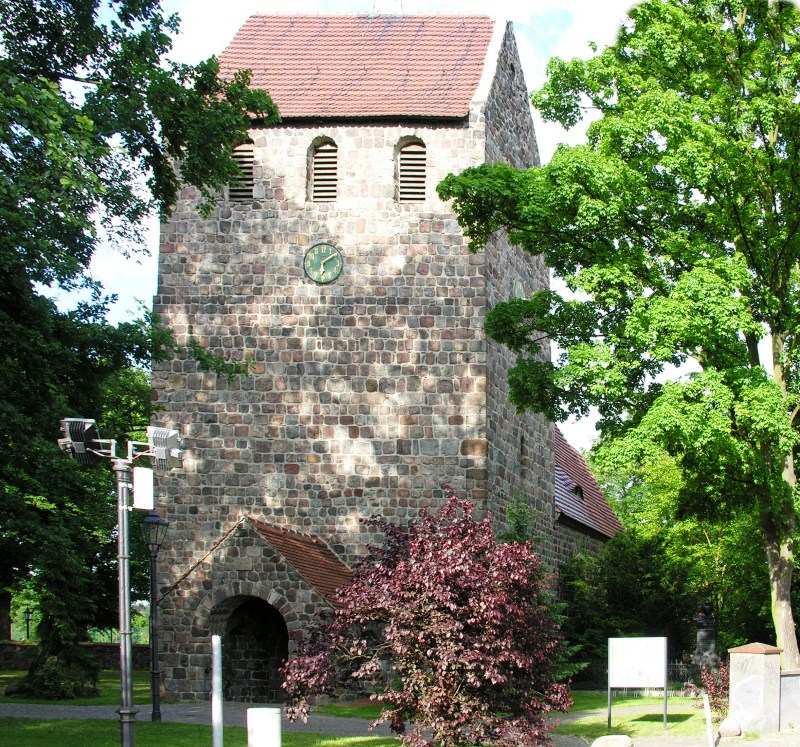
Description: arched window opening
xmin=310 ymin=139 xmax=338 ymax=202
xmin=397 ymin=139 xmax=426 ymax=202
xmin=229 ymin=141 xmax=255 ymax=201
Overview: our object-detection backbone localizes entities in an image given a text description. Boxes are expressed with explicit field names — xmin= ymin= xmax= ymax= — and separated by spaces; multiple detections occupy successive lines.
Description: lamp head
xmin=147 ymin=426 xmax=183 ymax=471
xmin=59 ymin=418 xmax=102 ymax=465
xmin=141 ymin=511 xmax=169 ymax=555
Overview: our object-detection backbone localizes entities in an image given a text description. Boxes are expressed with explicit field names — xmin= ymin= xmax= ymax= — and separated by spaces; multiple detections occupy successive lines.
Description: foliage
xmin=282 ymin=488 xmax=572 ymax=747
xmin=496 ymin=491 xmax=539 ymax=544
xmin=14 ymin=655 xmax=98 ymax=700
xmin=559 ymin=530 xmax=696 ymax=671
xmin=589 ymin=450 xmax=774 ymax=652
xmin=1 ymin=669 xmax=150 ymax=706
xmin=0 ymin=0 xmax=277 ymax=693
xmin=186 ymin=338 xmax=251 ymax=382
xmin=699 ymin=662 xmax=729 ymax=716
xmin=438 ymin=0 xmax=800 ymax=666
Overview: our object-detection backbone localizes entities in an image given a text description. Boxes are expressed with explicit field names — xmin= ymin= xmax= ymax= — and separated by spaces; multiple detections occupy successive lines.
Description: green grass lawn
xmin=1 ymin=669 xmax=709 ymax=744
xmin=317 ymin=702 xmax=385 ymax=720
xmin=0 ymin=718 xmax=400 ymax=747
xmin=315 ymin=692 xmax=710 ymax=742
xmin=555 ymin=693 xmax=708 ymax=741
xmin=0 ymin=670 xmax=150 ymax=706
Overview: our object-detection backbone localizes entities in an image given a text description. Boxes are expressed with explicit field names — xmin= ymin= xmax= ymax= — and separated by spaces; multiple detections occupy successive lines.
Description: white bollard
xmin=212 ymin=634 xmax=224 ymax=747
xmin=247 ymin=707 xmax=282 ymax=746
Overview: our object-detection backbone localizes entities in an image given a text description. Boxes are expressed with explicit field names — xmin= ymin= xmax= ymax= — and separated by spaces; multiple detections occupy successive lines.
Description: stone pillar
xmin=780 ymin=670 xmax=800 ymax=730
xmin=728 ymin=643 xmax=782 ymax=736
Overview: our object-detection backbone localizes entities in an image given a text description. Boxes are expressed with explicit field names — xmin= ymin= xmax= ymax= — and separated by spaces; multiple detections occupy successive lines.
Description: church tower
xmin=151 ymin=15 xmax=614 ymax=702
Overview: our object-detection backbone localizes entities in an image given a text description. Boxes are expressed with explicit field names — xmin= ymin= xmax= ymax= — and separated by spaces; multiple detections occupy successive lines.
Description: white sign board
xmin=607 ymin=637 xmax=668 ymax=731
xmin=608 ymin=636 xmax=667 ymax=688
xmin=132 ymin=466 xmax=154 ymax=510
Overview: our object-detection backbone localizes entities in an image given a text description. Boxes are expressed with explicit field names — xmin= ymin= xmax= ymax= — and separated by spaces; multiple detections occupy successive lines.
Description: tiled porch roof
xmin=248 ymin=517 xmax=352 ymax=603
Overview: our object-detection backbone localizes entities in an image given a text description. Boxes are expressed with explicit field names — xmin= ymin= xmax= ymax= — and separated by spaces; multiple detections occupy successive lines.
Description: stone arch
xmin=196 ymin=582 xmax=297 ymax=702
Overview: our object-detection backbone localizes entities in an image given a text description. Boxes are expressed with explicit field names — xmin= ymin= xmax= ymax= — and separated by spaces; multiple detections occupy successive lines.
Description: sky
xmin=88 ymin=0 xmax=638 ymax=449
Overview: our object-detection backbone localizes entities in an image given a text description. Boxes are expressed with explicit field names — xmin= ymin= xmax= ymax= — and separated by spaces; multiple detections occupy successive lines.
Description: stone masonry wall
xmin=481 ymin=24 xmax=558 ymax=560
xmin=154 ymin=116 xmax=492 ymax=569
xmin=157 ymin=520 xmax=327 ymax=701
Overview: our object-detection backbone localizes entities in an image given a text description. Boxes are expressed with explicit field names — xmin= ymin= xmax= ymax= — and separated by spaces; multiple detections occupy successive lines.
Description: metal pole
xmin=149 ymin=550 xmax=162 ymax=722
xmin=114 ymin=459 xmax=137 ymax=747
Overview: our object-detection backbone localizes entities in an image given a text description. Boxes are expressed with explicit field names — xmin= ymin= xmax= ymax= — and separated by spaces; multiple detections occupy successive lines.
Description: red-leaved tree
xmin=281 ymin=487 xmax=572 ymax=747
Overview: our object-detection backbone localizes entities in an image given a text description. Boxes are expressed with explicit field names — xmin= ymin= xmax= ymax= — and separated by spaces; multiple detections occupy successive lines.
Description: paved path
xmin=2 ymin=701 xmax=800 ymax=745
xmin=0 ymin=702 xmax=583 ymax=744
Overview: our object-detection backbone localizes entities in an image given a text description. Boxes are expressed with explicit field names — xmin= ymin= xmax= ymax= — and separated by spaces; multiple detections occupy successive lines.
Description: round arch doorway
xmin=211 ymin=596 xmax=289 ymax=702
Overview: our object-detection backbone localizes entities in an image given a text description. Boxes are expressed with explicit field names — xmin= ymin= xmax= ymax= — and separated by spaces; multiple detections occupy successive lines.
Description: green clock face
xmin=304 ymin=242 xmax=343 ymax=284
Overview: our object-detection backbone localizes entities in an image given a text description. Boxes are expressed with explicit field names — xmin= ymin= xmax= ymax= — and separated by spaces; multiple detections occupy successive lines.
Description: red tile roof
xmin=217 ymin=15 xmax=496 ymax=118
xmin=554 ymin=427 xmax=622 ymax=539
xmin=248 ymin=517 xmax=352 ymax=603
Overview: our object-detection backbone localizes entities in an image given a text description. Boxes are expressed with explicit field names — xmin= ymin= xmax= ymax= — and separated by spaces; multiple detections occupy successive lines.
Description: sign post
xmin=608 ymin=637 xmax=668 ymax=732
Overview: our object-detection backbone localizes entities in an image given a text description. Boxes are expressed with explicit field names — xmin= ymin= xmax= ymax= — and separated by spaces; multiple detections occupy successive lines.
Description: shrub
xmin=16 ymin=655 xmax=98 ymax=699
xmin=282 ymin=487 xmax=572 ymax=747
xmin=700 ymin=662 xmax=729 ymax=716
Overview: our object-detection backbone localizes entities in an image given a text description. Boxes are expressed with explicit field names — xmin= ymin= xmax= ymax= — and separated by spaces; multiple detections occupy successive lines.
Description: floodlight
xmin=59 ymin=418 xmax=102 ymax=465
xmin=147 ymin=426 xmax=183 ymax=471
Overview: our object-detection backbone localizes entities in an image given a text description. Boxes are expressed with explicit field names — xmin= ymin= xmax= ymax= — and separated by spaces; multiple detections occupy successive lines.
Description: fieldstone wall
xmin=0 ymin=643 xmax=149 ymax=670
xmin=481 ymin=24 xmax=555 ymax=549
xmin=154 ymin=115 xmax=491 ymax=568
xmin=158 ymin=520 xmax=328 ymax=701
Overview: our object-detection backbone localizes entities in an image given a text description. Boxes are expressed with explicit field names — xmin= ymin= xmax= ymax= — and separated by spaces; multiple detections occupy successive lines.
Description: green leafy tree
xmin=0 ymin=0 xmax=278 ymax=690
xmin=591 ymin=450 xmax=773 ymax=651
xmin=559 ymin=530 xmax=696 ymax=671
xmin=439 ymin=0 xmax=800 ymax=666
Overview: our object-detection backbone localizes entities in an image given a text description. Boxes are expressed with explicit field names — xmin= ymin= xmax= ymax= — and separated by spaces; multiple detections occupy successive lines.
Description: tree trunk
xmin=0 ymin=591 xmax=10 ymax=641
xmin=767 ymin=332 xmax=800 ymax=668
xmin=762 ymin=514 xmax=800 ymax=669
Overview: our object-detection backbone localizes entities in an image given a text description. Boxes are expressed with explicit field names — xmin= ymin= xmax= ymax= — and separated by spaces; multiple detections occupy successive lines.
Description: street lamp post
xmin=141 ymin=511 xmax=169 ymax=723
xmin=112 ymin=458 xmax=137 ymax=746
xmin=58 ymin=418 xmax=182 ymax=747
xmin=24 ymin=609 xmax=32 ymax=640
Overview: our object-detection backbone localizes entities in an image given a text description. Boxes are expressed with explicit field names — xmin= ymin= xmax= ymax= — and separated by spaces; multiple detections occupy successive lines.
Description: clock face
xmin=304 ymin=242 xmax=343 ymax=284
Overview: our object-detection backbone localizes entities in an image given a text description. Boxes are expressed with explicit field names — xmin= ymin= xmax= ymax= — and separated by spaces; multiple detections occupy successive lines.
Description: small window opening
xmin=311 ymin=140 xmax=338 ymax=202
xmin=573 ymin=485 xmax=584 ymax=500
xmin=397 ymin=140 xmax=426 ymax=202
xmin=229 ymin=142 xmax=255 ymax=201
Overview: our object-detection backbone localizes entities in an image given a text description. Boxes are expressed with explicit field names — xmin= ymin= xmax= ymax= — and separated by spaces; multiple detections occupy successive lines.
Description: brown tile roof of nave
xmin=248 ymin=517 xmax=352 ymax=604
xmin=554 ymin=427 xmax=623 ymax=539
xmin=217 ymin=15 xmax=496 ymax=118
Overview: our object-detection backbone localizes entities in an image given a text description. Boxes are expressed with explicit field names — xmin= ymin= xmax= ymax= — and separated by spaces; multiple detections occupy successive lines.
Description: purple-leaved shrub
xmin=282 ymin=486 xmax=572 ymax=747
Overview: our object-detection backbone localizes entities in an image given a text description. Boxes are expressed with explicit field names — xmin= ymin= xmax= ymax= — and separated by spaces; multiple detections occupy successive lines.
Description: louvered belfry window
xmin=229 ymin=142 xmax=254 ymax=201
xmin=311 ymin=140 xmax=338 ymax=202
xmin=398 ymin=141 xmax=426 ymax=202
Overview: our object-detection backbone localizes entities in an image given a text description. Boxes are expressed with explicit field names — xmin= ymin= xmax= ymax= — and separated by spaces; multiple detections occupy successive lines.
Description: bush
xmin=700 ymin=662 xmax=729 ymax=716
xmin=282 ymin=487 xmax=572 ymax=747
xmin=15 ymin=655 xmax=99 ymax=699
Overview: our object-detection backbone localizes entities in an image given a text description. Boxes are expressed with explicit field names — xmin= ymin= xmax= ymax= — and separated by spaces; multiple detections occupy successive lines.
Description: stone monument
xmin=691 ymin=600 xmax=721 ymax=676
